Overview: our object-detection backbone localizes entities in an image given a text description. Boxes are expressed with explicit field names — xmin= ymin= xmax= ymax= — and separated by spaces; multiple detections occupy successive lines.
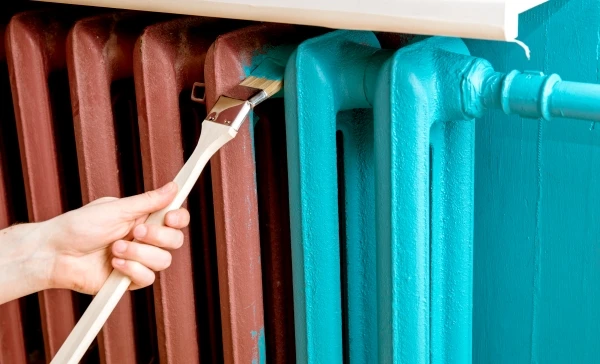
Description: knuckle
xmin=166 ymin=211 xmax=179 ymax=227
xmin=160 ymin=252 xmax=172 ymax=270
xmin=70 ymin=275 xmax=88 ymax=294
xmin=62 ymin=213 xmax=81 ymax=236
xmin=129 ymin=263 xmax=145 ymax=281
xmin=127 ymin=243 xmax=139 ymax=258
xmin=95 ymin=196 xmax=117 ymax=204
xmin=148 ymin=225 xmax=162 ymax=240
xmin=153 ymin=227 xmax=168 ymax=244
xmin=174 ymin=230 xmax=184 ymax=248
xmin=113 ymin=240 xmax=129 ymax=256
xmin=180 ymin=210 xmax=190 ymax=226
xmin=142 ymin=272 xmax=156 ymax=287
xmin=143 ymin=190 xmax=159 ymax=207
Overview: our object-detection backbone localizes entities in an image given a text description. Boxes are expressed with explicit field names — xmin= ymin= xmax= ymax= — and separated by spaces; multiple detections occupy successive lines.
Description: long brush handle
xmin=51 ymin=121 xmax=237 ymax=364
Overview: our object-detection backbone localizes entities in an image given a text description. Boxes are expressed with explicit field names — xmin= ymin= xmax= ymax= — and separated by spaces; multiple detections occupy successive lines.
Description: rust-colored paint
xmin=66 ymin=12 xmax=167 ymax=364
xmin=5 ymin=11 xmax=90 ymax=361
xmin=204 ymin=23 xmax=311 ymax=364
xmin=0 ymin=23 xmax=27 ymax=364
xmin=133 ymin=17 xmax=240 ymax=364
xmin=0 ymin=301 xmax=26 ymax=363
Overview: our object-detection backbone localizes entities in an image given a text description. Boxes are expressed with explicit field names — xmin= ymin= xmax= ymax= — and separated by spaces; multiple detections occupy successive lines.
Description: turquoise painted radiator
xmin=283 ymin=28 xmax=600 ymax=363
xmin=283 ymin=31 xmax=476 ymax=363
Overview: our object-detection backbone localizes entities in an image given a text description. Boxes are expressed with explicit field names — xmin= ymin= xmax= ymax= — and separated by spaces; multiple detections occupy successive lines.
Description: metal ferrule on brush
xmin=202 ymin=89 xmax=269 ymax=132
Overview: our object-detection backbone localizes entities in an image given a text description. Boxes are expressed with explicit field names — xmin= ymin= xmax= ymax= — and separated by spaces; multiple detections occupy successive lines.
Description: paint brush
xmin=50 ymin=58 xmax=285 ymax=364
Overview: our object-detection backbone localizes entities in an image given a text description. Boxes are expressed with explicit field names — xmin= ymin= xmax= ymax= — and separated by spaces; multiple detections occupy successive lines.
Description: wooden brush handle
xmin=51 ymin=121 xmax=237 ymax=364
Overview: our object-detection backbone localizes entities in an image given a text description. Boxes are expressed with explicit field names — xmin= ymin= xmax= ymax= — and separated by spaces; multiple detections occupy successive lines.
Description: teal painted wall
xmin=465 ymin=0 xmax=600 ymax=362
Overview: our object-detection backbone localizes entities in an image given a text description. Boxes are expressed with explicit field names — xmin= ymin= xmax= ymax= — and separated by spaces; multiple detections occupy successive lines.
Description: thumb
xmin=114 ymin=182 xmax=178 ymax=219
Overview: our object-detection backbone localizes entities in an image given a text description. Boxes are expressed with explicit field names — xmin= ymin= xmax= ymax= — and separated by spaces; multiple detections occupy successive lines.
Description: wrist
xmin=0 ymin=222 xmax=55 ymax=304
xmin=18 ymin=222 xmax=56 ymax=291
xmin=37 ymin=216 xmax=85 ymax=292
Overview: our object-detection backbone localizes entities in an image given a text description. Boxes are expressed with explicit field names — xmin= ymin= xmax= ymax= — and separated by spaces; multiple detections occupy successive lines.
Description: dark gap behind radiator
xmin=336 ymin=130 xmax=350 ymax=364
xmin=48 ymin=71 xmax=83 ymax=227
xmin=179 ymin=90 xmax=224 ymax=364
xmin=111 ymin=78 xmax=159 ymax=364
xmin=428 ymin=143 xmax=434 ymax=364
xmin=1 ymin=58 xmax=45 ymax=364
xmin=254 ymin=99 xmax=297 ymax=363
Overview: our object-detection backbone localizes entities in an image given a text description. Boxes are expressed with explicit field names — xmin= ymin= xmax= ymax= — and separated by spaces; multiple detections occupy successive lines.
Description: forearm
xmin=0 ymin=222 xmax=53 ymax=305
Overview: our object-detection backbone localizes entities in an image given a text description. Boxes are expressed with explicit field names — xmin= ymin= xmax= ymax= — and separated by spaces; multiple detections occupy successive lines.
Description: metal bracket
xmin=191 ymin=82 xmax=206 ymax=104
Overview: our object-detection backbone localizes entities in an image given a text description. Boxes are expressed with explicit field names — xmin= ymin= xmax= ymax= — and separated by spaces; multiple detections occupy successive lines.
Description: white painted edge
xmin=34 ymin=0 xmax=547 ymax=41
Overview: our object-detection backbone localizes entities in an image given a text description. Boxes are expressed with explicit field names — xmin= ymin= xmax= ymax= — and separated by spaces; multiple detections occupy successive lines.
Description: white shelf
xmin=36 ymin=0 xmax=547 ymax=41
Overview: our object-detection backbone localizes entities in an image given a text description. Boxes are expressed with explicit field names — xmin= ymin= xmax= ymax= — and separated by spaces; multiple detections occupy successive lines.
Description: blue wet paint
xmin=241 ymin=41 xmax=299 ymax=364
xmin=244 ymin=44 xmax=297 ymax=98
xmin=251 ymin=328 xmax=266 ymax=364
xmin=243 ymin=43 xmax=297 ymax=77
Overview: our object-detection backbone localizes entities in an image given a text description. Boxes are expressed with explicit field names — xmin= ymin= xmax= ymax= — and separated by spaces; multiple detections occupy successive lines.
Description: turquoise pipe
xmin=462 ymin=63 xmax=600 ymax=122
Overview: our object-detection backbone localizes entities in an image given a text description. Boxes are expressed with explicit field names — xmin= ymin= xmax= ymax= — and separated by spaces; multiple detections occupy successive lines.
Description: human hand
xmin=40 ymin=181 xmax=188 ymax=294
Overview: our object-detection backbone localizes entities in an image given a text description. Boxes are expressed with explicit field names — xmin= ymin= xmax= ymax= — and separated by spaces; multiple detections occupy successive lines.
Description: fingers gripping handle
xmin=51 ymin=121 xmax=237 ymax=364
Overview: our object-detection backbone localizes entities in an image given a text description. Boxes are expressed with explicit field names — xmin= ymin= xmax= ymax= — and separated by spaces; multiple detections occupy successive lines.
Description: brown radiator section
xmin=133 ymin=16 xmax=240 ymax=364
xmin=6 ymin=9 xmax=90 ymax=362
xmin=0 ymin=20 xmax=35 ymax=364
xmin=0 ymin=5 xmax=297 ymax=364
xmin=66 ymin=12 xmax=170 ymax=363
xmin=203 ymin=23 xmax=310 ymax=363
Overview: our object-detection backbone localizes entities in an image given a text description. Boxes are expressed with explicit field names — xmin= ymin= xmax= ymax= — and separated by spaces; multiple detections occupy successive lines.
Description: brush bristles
xmin=240 ymin=76 xmax=283 ymax=98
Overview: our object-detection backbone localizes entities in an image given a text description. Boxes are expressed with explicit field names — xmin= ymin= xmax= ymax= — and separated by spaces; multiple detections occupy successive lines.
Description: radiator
xmin=284 ymin=31 xmax=475 ymax=363
xmin=283 ymin=28 xmax=600 ymax=364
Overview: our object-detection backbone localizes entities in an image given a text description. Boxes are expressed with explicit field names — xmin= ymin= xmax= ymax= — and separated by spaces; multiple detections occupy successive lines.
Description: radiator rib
xmin=133 ymin=17 xmax=239 ymax=364
xmin=0 ymin=24 xmax=28 ymax=364
xmin=5 ymin=11 xmax=93 ymax=361
xmin=65 ymin=12 xmax=170 ymax=364
xmin=369 ymin=37 xmax=475 ymax=364
xmin=203 ymin=25 xmax=267 ymax=364
xmin=284 ymin=30 xmax=380 ymax=363
xmin=203 ymin=23 xmax=313 ymax=363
